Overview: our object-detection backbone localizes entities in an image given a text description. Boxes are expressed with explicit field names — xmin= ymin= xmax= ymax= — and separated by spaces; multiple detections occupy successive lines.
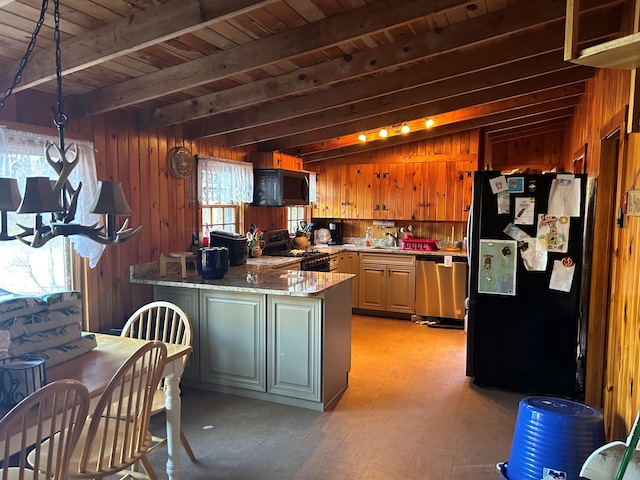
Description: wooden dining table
xmin=44 ymin=333 xmax=193 ymax=480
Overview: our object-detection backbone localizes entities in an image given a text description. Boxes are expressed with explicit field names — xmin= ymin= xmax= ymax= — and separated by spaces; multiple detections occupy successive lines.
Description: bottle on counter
xmin=202 ymin=224 xmax=210 ymax=247
xmin=365 ymin=227 xmax=372 ymax=247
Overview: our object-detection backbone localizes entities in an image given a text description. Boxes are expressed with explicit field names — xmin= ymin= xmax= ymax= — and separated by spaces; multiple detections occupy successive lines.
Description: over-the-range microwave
xmin=252 ymin=168 xmax=310 ymax=206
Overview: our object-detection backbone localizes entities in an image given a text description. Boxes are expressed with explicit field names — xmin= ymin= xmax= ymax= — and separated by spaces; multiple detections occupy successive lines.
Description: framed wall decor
xmin=169 ymin=146 xmax=194 ymax=179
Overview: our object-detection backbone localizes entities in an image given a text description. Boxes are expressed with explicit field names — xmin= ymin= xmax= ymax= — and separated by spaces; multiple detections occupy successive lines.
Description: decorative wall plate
xmin=170 ymin=146 xmax=194 ymax=179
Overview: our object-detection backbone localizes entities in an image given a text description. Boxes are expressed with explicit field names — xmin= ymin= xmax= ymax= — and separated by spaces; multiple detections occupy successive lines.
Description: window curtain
xmin=0 ymin=127 xmax=105 ymax=268
xmin=197 ymin=155 xmax=254 ymax=204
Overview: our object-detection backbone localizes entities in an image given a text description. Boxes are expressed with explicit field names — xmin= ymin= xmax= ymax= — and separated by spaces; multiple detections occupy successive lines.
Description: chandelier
xmin=0 ymin=0 xmax=140 ymax=248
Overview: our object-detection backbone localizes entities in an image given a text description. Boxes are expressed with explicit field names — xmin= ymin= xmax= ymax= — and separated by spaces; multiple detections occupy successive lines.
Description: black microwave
xmin=253 ymin=169 xmax=310 ymax=206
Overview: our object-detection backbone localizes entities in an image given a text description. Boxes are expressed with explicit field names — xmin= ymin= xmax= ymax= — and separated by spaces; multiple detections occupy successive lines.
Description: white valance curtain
xmin=0 ymin=127 xmax=105 ymax=268
xmin=197 ymin=155 xmax=254 ymax=204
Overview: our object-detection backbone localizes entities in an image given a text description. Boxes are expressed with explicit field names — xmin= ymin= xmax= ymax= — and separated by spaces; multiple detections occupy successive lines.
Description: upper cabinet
xmin=250 ymin=152 xmax=303 ymax=171
xmin=313 ymin=160 xmax=474 ymax=222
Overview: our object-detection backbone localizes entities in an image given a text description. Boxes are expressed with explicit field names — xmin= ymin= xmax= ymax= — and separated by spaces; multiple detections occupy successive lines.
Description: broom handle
xmin=615 ymin=412 xmax=640 ymax=480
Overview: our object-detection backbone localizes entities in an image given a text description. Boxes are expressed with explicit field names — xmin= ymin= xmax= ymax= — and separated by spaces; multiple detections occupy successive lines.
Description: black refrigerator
xmin=466 ymin=171 xmax=594 ymax=398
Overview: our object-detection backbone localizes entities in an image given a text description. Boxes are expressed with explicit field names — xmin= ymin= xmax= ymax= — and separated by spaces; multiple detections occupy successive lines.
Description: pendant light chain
xmin=53 ymin=0 xmax=67 ymax=152
xmin=0 ymin=0 xmax=50 ymax=110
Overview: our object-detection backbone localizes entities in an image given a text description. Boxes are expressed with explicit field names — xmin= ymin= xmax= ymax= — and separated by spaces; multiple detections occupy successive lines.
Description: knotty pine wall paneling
xmin=0 ymin=90 xmax=252 ymax=333
xmin=562 ymin=67 xmax=631 ymax=440
xmin=491 ymin=131 xmax=564 ymax=172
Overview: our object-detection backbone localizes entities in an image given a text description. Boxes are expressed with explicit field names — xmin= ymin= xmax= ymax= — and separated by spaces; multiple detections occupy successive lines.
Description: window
xmin=197 ymin=155 xmax=253 ymax=240
xmin=202 ymin=205 xmax=239 ymax=239
xmin=0 ymin=127 xmax=99 ymax=295
xmin=287 ymin=206 xmax=307 ymax=235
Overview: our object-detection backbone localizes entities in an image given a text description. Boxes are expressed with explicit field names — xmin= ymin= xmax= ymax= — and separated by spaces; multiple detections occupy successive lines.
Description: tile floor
xmin=145 ymin=314 xmax=523 ymax=479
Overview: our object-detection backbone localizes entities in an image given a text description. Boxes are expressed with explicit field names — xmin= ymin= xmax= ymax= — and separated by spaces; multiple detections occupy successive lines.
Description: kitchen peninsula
xmin=130 ymin=261 xmax=353 ymax=411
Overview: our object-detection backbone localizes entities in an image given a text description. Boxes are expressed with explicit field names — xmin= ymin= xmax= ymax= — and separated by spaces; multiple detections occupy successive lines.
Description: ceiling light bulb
xmin=379 ymin=128 xmax=388 ymax=138
xmin=358 ymin=133 xmax=367 ymax=142
xmin=401 ymin=124 xmax=410 ymax=134
xmin=425 ymin=119 xmax=435 ymax=128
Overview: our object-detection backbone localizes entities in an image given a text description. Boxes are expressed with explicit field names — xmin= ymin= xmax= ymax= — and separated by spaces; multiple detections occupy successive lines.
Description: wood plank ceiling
xmin=0 ymin=0 xmax=627 ymax=163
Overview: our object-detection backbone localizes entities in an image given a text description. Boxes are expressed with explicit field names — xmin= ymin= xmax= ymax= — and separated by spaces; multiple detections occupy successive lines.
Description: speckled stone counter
xmin=313 ymin=244 xmax=469 ymax=258
xmin=130 ymin=260 xmax=353 ymax=296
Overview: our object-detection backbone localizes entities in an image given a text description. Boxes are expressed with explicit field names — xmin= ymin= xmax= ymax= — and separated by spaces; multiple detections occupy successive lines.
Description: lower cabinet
xmin=339 ymin=251 xmax=359 ymax=308
xmin=154 ymin=284 xmax=350 ymax=411
xmin=267 ymin=296 xmax=320 ymax=401
xmin=153 ymin=286 xmax=200 ymax=382
xmin=358 ymin=253 xmax=416 ymax=314
xmin=199 ymin=291 xmax=267 ymax=391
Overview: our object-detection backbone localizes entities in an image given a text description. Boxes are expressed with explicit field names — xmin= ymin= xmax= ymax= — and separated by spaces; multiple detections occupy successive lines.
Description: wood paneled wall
xmin=308 ymin=130 xmax=480 ymax=242
xmin=490 ymin=131 xmax=564 ymax=172
xmin=563 ymin=67 xmax=633 ymax=441
xmin=0 ymin=90 xmax=251 ymax=333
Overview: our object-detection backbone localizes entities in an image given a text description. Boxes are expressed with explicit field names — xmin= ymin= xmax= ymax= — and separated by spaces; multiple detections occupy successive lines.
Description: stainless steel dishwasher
xmin=415 ymin=255 xmax=467 ymax=327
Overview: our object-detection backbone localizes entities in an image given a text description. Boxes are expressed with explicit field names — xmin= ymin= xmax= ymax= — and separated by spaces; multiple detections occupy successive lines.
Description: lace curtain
xmin=197 ymin=155 xmax=254 ymax=204
xmin=0 ymin=127 xmax=105 ymax=268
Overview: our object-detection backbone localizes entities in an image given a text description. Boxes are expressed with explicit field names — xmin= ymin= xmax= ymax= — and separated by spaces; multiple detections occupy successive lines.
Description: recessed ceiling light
xmin=379 ymin=128 xmax=388 ymax=138
xmin=425 ymin=119 xmax=435 ymax=128
xmin=358 ymin=133 xmax=367 ymax=142
xmin=401 ymin=124 xmax=410 ymax=134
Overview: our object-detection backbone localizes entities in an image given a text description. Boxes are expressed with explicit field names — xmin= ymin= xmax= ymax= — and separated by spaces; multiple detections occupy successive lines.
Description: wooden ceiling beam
xmin=143 ymin=0 xmax=618 ymax=130
xmin=295 ymin=83 xmax=585 ymax=154
xmin=488 ymin=121 xmax=569 ymax=142
xmin=69 ymin=0 xmax=475 ymax=117
xmin=302 ymin=102 xmax=578 ymax=162
xmin=0 ymin=0 xmax=279 ymax=94
xmin=224 ymin=53 xmax=591 ymax=148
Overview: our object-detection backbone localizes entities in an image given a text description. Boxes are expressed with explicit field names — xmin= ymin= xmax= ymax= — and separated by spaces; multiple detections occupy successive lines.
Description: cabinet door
xmin=267 ymin=296 xmax=321 ymax=401
xmin=340 ymin=252 xmax=359 ymax=308
xmin=358 ymin=263 xmax=386 ymax=310
xmin=153 ymin=286 xmax=200 ymax=382
xmin=199 ymin=291 xmax=266 ymax=391
xmin=387 ymin=266 xmax=416 ymax=313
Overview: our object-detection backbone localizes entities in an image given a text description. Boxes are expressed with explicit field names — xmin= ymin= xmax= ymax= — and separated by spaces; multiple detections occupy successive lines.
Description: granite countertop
xmin=130 ymin=261 xmax=353 ymax=296
xmin=312 ymin=244 xmax=468 ymax=258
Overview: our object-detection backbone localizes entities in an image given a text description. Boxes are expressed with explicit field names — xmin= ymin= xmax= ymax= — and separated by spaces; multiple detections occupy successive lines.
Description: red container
xmin=401 ymin=238 xmax=439 ymax=251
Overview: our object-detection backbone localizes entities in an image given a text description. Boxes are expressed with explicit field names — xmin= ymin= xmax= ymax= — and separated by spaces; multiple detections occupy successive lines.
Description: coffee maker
xmin=328 ymin=221 xmax=343 ymax=245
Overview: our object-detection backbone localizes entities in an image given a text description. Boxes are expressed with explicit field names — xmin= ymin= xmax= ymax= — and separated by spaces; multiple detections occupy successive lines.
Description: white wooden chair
xmin=121 ymin=301 xmax=196 ymax=462
xmin=0 ymin=379 xmax=90 ymax=480
xmin=30 ymin=341 xmax=167 ymax=479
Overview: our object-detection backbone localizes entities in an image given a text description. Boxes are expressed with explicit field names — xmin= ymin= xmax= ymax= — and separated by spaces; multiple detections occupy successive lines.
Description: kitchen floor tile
xmin=135 ymin=314 xmax=523 ymax=479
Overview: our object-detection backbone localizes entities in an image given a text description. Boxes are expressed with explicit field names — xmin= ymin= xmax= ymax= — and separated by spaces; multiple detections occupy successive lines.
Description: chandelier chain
xmin=53 ymin=0 xmax=67 ymax=152
xmin=0 ymin=0 xmax=50 ymax=110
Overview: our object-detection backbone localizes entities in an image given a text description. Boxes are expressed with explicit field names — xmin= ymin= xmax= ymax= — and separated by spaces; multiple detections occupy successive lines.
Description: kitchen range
xmin=261 ymin=229 xmax=330 ymax=271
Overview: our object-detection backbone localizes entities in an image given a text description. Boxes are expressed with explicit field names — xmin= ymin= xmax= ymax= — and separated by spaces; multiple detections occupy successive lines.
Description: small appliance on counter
xmin=210 ymin=230 xmax=247 ymax=266
xmin=197 ymin=247 xmax=229 ymax=279
xmin=328 ymin=222 xmax=343 ymax=245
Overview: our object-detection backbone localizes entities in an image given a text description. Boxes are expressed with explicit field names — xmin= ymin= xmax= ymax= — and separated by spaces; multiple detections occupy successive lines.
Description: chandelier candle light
xmin=0 ymin=0 xmax=140 ymax=248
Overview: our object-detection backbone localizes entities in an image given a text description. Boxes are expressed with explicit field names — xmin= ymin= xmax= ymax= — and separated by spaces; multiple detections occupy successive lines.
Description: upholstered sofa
xmin=0 ymin=291 xmax=97 ymax=368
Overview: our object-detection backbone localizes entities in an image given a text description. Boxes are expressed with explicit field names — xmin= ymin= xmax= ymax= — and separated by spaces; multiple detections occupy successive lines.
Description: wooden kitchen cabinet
xmin=153 ymin=285 xmax=201 ymax=382
xmin=312 ymin=160 xmax=473 ymax=221
xmin=250 ymin=151 xmax=303 ymax=171
xmin=339 ymin=251 xmax=359 ymax=308
xmin=358 ymin=253 xmax=415 ymax=314
xmin=328 ymin=252 xmax=340 ymax=272
xmin=267 ymin=296 xmax=321 ymax=401
xmin=199 ymin=291 xmax=267 ymax=392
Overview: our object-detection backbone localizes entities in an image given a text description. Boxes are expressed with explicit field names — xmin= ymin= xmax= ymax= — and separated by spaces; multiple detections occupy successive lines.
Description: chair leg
xmin=180 ymin=429 xmax=197 ymax=462
xmin=139 ymin=455 xmax=159 ymax=480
